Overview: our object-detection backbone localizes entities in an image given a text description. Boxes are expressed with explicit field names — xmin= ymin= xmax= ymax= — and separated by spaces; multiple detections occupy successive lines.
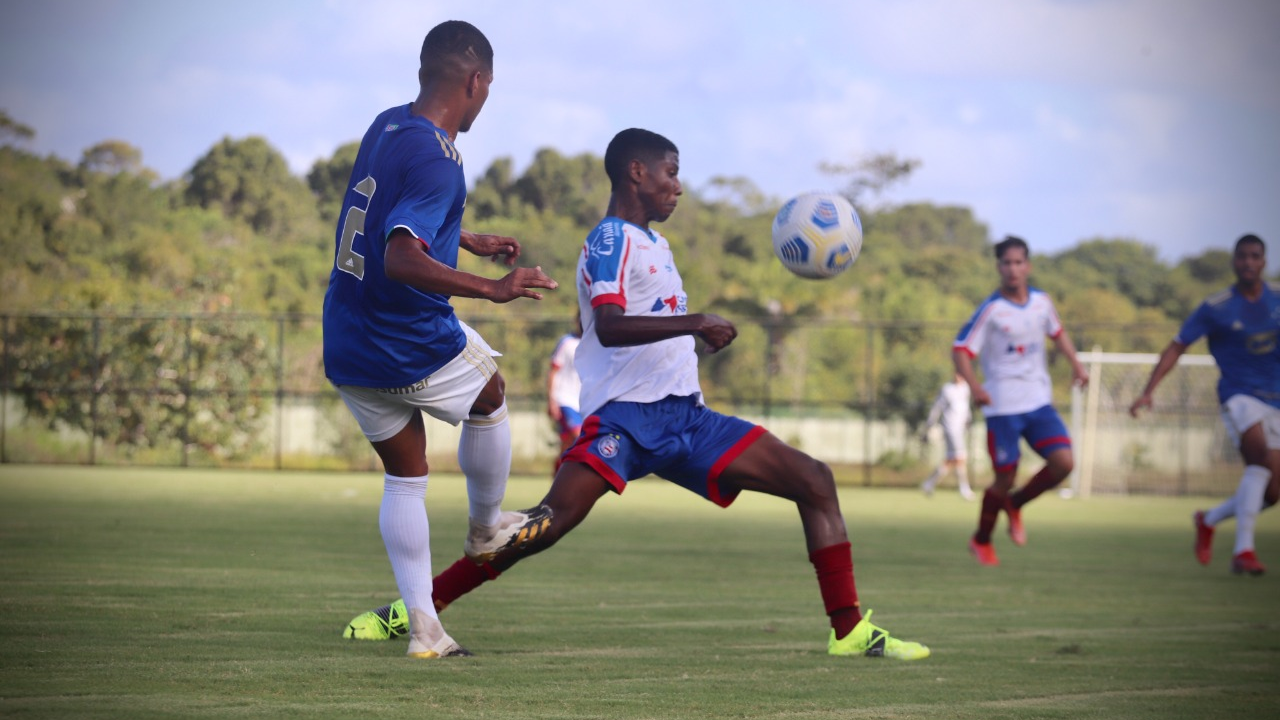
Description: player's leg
xmin=952 ymin=457 xmax=975 ymax=500
xmin=715 ymin=432 xmax=928 ymax=660
xmin=1004 ymin=407 xmax=1073 ymax=547
xmin=1230 ymin=422 xmax=1272 ymax=575
xmin=365 ymin=407 xmax=469 ymax=656
xmin=971 ymin=416 xmax=1020 ymax=564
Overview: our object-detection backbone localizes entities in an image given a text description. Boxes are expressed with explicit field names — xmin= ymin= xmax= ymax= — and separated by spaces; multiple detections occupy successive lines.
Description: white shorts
xmin=942 ymin=424 xmax=967 ymax=461
xmin=1221 ymin=394 xmax=1280 ymax=451
xmin=334 ymin=322 xmax=500 ymax=442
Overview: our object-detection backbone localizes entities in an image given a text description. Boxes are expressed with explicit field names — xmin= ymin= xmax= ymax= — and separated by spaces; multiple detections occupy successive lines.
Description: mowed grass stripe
xmin=0 ymin=464 xmax=1276 ymax=720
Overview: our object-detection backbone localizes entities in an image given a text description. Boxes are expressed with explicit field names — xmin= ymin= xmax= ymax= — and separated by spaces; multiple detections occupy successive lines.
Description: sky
xmin=2 ymin=0 xmax=1277 ymax=263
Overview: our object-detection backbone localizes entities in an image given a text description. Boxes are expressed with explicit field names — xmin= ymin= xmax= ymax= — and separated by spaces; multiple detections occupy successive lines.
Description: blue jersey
xmin=1175 ymin=282 xmax=1280 ymax=408
xmin=322 ymin=104 xmax=469 ymax=388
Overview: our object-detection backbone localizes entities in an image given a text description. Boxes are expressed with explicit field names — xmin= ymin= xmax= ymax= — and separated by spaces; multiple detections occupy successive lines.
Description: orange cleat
xmin=1006 ymin=503 xmax=1026 ymax=547
xmin=1231 ymin=550 xmax=1265 ymax=576
xmin=1192 ymin=511 xmax=1214 ymax=566
xmin=968 ymin=537 xmax=999 ymax=566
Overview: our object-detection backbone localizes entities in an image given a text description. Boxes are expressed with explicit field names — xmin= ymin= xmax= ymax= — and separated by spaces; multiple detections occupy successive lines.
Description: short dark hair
xmin=604 ymin=129 xmax=678 ymax=189
xmin=420 ymin=20 xmax=493 ymax=81
xmin=994 ymin=235 xmax=1029 ymax=260
xmin=1235 ymin=234 xmax=1265 ymax=254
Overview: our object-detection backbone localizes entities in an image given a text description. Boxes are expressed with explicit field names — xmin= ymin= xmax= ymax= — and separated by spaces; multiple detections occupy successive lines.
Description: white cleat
xmin=406 ymin=608 xmax=472 ymax=658
xmin=464 ymin=510 xmax=529 ymax=562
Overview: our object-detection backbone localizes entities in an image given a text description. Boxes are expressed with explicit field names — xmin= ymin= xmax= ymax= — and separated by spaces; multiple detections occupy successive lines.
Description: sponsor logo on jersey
xmin=384 ymin=124 xmax=400 ymax=132
xmin=589 ymin=223 xmax=618 ymax=258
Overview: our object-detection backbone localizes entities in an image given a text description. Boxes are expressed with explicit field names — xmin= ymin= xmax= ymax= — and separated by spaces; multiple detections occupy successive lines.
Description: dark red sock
xmin=1010 ymin=465 xmax=1062 ymax=510
xmin=975 ymin=488 xmax=1003 ymax=544
xmin=809 ymin=541 xmax=862 ymax=639
xmin=432 ymin=557 xmax=500 ymax=613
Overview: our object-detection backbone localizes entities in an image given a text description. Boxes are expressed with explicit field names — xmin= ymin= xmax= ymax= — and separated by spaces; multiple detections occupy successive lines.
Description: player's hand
xmin=696 ymin=313 xmax=737 ymax=353
xmin=491 ymin=266 xmax=557 ymax=303
xmin=1129 ymin=393 xmax=1152 ymax=418
xmin=462 ymin=230 xmax=521 ymax=266
xmin=972 ymin=387 xmax=992 ymax=406
xmin=1072 ymin=365 xmax=1090 ymax=389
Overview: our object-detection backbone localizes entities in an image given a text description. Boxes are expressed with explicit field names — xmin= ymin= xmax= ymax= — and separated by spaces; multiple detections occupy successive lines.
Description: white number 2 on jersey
xmin=335 ymin=176 xmax=376 ymax=280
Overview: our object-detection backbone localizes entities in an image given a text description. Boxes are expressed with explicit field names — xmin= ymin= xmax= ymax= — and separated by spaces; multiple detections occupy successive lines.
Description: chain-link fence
xmin=0 ymin=313 xmax=1236 ymax=496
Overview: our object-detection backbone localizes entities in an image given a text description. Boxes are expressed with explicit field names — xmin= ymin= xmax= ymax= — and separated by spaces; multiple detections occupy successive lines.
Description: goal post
xmin=1067 ymin=349 xmax=1234 ymax=498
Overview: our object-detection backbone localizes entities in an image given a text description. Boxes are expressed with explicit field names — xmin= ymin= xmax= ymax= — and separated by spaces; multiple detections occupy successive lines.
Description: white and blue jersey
xmin=1176 ymin=283 xmax=1280 ymax=408
xmin=953 ymin=289 xmax=1064 ymax=417
xmin=574 ymin=218 xmax=701 ymax=415
xmin=322 ymin=104 xmax=469 ymax=389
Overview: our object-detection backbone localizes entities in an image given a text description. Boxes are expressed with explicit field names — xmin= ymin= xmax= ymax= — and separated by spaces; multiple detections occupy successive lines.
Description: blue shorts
xmin=985 ymin=405 xmax=1071 ymax=473
xmin=556 ymin=406 xmax=583 ymax=436
xmin=561 ymin=394 xmax=765 ymax=507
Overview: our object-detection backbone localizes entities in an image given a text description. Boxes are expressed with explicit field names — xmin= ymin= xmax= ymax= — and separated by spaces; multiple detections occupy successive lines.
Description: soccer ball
xmin=771 ymin=192 xmax=863 ymax=279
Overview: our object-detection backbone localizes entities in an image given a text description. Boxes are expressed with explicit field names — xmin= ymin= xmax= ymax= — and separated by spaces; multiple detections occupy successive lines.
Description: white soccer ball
xmin=771 ymin=192 xmax=863 ymax=279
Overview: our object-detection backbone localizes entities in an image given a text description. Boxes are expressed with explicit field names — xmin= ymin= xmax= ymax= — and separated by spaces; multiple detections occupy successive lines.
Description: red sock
xmin=809 ymin=542 xmax=862 ymax=639
xmin=975 ymin=488 xmax=1003 ymax=544
xmin=432 ymin=557 xmax=499 ymax=613
xmin=1010 ymin=466 xmax=1062 ymax=510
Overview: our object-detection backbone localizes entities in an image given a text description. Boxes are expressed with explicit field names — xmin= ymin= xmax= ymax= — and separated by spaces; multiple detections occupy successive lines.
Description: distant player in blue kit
xmin=349 ymin=128 xmax=929 ymax=660
xmin=1130 ymin=234 xmax=1280 ymax=576
xmin=324 ymin=21 xmax=556 ymax=657
xmin=954 ymin=236 xmax=1089 ymax=566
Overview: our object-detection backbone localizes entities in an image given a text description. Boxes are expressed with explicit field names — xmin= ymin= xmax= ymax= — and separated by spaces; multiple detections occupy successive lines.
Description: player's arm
xmin=952 ymin=348 xmax=990 ymax=406
xmin=460 ymin=229 xmax=520 ymax=266
xmin=384 ymin=229 xmax=556 ymax=303
xmin=593 ymin=303 xmax=737 ymax=353
xmin=1128 ymin=340 xmax=1189 ymax=418
xmin=1051 ymin=327 xmax=1089 ymax=388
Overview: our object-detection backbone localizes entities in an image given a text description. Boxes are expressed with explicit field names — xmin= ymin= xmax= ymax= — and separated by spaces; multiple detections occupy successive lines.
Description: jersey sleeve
xmin=953 ymin=298 xmax=993 ymax=358
xmin=382 ymin=151 xmax=459 ymax=250
xmin=1174 ymin=302 xmax=1212 ymax=346
xmin=581 ymin=220 xmax=632 ymax=310
xmin=1041 ymin=294 xmax=1064 ymax=339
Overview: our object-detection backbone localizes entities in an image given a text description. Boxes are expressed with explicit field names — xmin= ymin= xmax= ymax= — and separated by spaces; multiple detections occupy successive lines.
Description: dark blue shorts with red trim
xmin=984 ymin=404 xmax=1071 ymax=473
xmin=560 ymin=394 xmax=765 ymax=508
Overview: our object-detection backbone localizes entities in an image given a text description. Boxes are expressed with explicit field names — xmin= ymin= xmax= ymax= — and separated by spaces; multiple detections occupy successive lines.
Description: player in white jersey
xmin=919 ymin=373 xmax=975 ymax=500
xmin=546 ymin=314 xmax=583 ymax=471
xmin=953 ymin=236 xmax=1088 ymax=566
xmin=1129 ymin=235 xmax=1280 ymax=575
xmin=351 ymin=128 xmax=930 ymax=660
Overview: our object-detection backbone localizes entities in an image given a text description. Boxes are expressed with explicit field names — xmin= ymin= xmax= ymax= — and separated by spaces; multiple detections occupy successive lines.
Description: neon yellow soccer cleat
xmin=828 ymin=610 xmax=930 ymax=661
xmin=343 ymin=598 xmax=408 ymax=640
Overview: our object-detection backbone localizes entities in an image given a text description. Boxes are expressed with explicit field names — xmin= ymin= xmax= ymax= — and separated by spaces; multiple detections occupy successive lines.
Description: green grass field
xmin=0 ymin=465 xmax=1276 ymax=719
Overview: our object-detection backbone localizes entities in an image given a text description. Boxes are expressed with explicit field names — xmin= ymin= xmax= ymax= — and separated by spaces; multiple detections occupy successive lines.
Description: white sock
xmin=458 ymin=403 xmax=511 ymax=527
xmin=1234 ymin=465 xmax=1271 ymax=555
xmin=1205 ymin=496 xmax=1236 ymax=526
xmin=956 ymin=467 xmax=972 ymax=493
xmin=379 ymin=473 xmax=437 ymax=625
xmin=922 ymin=468 xmax=940 ymax=488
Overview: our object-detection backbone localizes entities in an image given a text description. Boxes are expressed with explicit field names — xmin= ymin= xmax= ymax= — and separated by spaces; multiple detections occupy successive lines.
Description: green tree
xmin=307 ymin=140 xmax=359 ymax=225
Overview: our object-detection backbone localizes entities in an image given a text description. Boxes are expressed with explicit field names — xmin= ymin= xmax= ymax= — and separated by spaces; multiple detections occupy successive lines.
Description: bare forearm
xmin=596 ymin=312 xmax=711 ymax=347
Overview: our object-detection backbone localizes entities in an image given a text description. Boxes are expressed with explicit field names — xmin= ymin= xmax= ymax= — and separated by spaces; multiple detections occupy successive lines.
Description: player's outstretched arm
xmin=1129 ymin=340 xmax=1188 ymax=418
xmin=593 ymin=304 xmax=737 ymax=352
xmin=460 ymin=229 xmax=520 ymax=266
xmin=385 ymin=230 xmax=557 ymax=302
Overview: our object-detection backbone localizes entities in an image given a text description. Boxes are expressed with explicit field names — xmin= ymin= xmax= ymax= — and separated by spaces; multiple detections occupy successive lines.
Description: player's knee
xmin=795 ymin=455 xmax=838 ymax=506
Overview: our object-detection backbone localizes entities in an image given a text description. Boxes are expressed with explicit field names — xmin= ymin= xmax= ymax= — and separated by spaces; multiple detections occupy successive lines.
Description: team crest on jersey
xmin=596 ymin=434 xmax=620 ymax=458
xmin=384 ymin=124 xmax=400 ymax=132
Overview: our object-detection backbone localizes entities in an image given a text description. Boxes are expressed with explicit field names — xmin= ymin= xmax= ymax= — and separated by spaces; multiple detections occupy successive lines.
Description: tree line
xmin=0 ymin=111 xmax=1248 ymax=459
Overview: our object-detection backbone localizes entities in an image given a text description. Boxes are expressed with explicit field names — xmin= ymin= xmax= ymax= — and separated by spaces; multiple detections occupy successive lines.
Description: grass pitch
xmin=0 ymin=465 xmax=1276 ymax=719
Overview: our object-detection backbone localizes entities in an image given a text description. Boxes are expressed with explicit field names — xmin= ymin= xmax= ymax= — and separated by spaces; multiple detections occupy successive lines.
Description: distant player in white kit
xmin=919 ymin=373 xmax=975 ymax=500
xmin=953 ymin=236 xmax=1089 ymax=566
xmin=1129 ymin=234 xmax=1279 ymax=576
xmin=546 ymin=314 xmax=583 ymax=473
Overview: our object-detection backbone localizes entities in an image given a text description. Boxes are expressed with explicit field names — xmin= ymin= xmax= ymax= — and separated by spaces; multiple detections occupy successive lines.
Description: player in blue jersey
xmin=953 ymin=236 xmax=1089 ymax=566
xmin=323 ymin=20 xmax=557 ymax=657
xmin=1130 ymin=235 xmax=1280 ymax=576
xmin=348 ymin=128 xmax=930 ymax=661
